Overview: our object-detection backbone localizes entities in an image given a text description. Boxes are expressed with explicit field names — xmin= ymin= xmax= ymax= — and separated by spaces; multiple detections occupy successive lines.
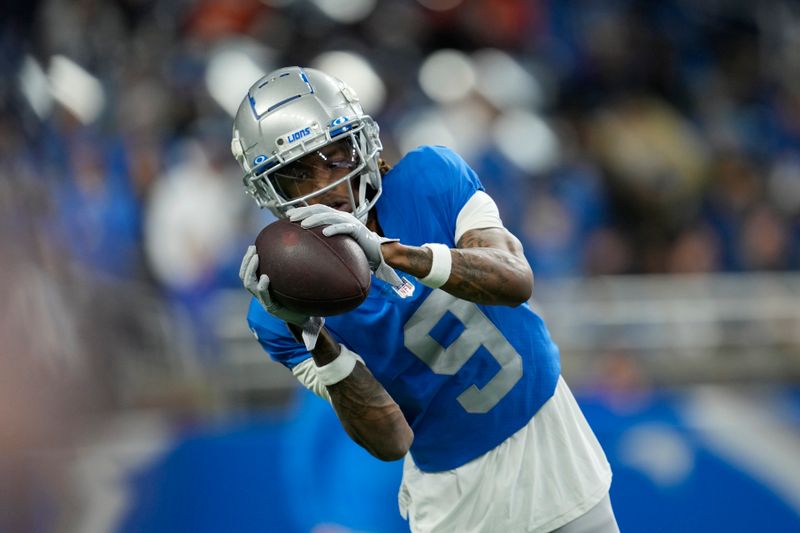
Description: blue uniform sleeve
xmin=380 ymin=145 xmax=485 ymax=246
xmin=246 ymin=298 xmax=311 ymax=370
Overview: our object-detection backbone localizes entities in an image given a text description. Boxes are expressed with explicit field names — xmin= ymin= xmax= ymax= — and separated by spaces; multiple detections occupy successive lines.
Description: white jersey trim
xmin=454 ymin=191 xmax=504 ymax=244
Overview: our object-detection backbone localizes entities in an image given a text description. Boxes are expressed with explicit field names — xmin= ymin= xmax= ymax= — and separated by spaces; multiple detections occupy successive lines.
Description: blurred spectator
xmin=585 ymin=96 xmax=709 ymax=256
xmin=583 ymin=228 xmax=634 ymax=276
xmin=739 ymin=204 xmax=792 ymax=271
xmin=520 ymin=162 xmax=610 ymax=277
xmin=144 ymin=131 xmax=249 ymax=352
xmin=49 ymin=124 xmax=146 ymax=279
xmin=666 ymin=225 xmax=722 ymax=274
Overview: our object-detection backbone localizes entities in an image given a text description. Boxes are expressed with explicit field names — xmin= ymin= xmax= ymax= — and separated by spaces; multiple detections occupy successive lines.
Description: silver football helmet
xmin=231 ymin=66 xmax=383 ymax=223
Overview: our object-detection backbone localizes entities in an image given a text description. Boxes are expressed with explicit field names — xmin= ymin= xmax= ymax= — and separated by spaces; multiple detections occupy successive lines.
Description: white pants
xmin=552 ymin=494 xmax=619 ymax=533
xmin=399 ymin=377 xmax=613 ymax=533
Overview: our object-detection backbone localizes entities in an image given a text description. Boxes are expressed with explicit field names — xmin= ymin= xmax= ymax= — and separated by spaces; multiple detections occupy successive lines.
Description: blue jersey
xmin=248 ymin=145 xmax=561 ymax=472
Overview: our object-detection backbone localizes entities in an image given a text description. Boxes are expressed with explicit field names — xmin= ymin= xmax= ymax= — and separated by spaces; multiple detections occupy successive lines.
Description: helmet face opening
xmin=271 ymin=138 xmax=360 ymax=203
xmin=245 ymin=125 xmax=380 ymax=221
xmin=232 ymin=67 xmax=384 ymax=224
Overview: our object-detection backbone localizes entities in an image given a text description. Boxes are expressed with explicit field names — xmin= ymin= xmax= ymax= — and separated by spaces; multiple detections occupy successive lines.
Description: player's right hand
xmin=286 ymin=205 xmax=404 ymax=288
xmin=239 ymin=245 xmax=324 ymax=350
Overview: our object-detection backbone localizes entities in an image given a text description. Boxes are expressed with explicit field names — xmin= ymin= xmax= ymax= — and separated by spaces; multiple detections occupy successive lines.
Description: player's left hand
xmin=287 ymin=205 xmax=404 ymax=288
xmin=239 ymin=245 xmax=324 ymax=350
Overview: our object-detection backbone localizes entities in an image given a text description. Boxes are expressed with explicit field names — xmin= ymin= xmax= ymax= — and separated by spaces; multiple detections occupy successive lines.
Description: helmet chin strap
xmin=349 ymin=166 xmax=367 ymax=223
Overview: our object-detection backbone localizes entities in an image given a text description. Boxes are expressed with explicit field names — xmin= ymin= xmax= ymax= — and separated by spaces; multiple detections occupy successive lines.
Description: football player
xmin=233 ymin=67 xmax=618 ymax=533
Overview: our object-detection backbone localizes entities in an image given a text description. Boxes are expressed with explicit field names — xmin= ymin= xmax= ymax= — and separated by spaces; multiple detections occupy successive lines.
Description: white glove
xmin=286 ymin=205 xmax=404 ymax=288
xmin=239 ymin=245 xmax=324 ymax=351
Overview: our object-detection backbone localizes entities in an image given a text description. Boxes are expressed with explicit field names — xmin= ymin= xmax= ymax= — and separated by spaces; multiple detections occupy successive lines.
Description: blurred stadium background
xmin=2 ymin=0 xmax=800 ymax=531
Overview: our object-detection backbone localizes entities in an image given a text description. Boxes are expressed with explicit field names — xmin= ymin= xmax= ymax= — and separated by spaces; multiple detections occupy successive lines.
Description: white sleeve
xmin=455 ymin=191 xmax=505 ymax=243
xmin=290 ymin=350 xmax=365 ymax=403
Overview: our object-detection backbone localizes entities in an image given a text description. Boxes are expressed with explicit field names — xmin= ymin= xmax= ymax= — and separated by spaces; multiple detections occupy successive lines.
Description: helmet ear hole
xmin=231 ymin=136 xmax=244 ymax=160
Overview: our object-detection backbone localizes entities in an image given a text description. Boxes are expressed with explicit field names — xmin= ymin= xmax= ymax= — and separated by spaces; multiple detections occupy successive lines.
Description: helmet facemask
xmin=242 ymin=118 xmax=382 ymax=224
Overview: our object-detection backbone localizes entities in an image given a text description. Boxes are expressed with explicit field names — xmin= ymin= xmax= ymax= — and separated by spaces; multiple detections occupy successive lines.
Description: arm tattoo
xmin=446 ymin=247 xmax=527 ymax=304
xmin=382 ymin=227 xmax=533 ymax=306
xmin=328 ymin=363 xmax=396 ymax=419
xmin=407 ymin=246 xmax=433 ymax=274
xmin=292 ymin=325 xmax=413 ymax=461
xmin=327 ymin=362 xmax=413 ymax=460
xmin=443 ymin=227 xmax=533 ymax=306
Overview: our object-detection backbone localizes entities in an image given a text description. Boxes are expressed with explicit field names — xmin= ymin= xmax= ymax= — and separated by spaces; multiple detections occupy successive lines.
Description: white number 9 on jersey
xmin=403 ymin=290 xmax=523 ymax=413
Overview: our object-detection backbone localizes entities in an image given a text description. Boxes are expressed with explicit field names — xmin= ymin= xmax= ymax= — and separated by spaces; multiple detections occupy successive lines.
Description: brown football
xmin=255 ymin=219 xmax=371 ymax=316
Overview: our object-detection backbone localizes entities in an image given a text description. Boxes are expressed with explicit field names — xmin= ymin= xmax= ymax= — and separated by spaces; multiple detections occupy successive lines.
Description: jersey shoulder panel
xmin=379 ymin=145 xmax=485 ymax=246
xmin=392 ymin=145 xmax=484 ymax=197
xmin=246 ymin=298 xmax=311 ymax=369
